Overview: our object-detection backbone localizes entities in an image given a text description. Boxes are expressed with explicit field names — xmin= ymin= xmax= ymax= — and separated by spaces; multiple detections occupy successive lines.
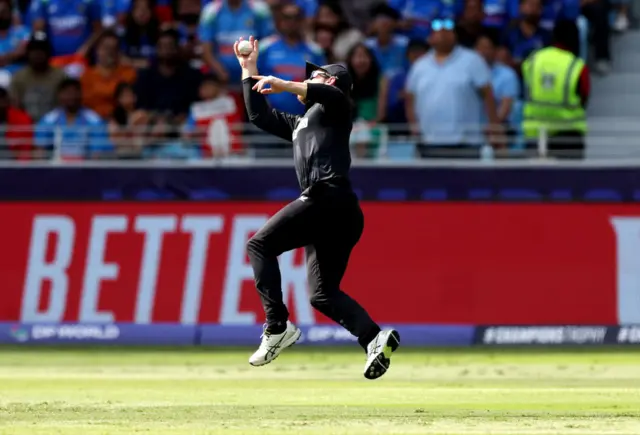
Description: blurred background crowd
xmin=0 ymin=0 xmax=631 ymax=161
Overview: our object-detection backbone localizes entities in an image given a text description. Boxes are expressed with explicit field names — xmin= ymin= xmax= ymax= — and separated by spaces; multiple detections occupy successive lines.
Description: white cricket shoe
xmin=363 ymin=329 xmax=400 ymax=380
xmin=249 ymin=321 xmax=301 ymax=367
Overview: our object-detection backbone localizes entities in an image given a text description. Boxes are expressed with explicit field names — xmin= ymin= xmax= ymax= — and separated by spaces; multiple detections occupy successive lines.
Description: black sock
xmin=357 ymin=325 xmax=381 ymax=351
xmin=266 ymin=321 xmax=287 ymax=335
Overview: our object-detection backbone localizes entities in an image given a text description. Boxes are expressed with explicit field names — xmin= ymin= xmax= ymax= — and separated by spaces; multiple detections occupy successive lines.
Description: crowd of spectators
xmin=0 ymin=0 xmax=624 ymax=160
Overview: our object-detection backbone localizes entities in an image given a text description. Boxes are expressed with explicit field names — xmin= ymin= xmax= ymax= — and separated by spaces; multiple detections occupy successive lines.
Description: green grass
xmin=1 ymin=347 xmax=640 ymax=434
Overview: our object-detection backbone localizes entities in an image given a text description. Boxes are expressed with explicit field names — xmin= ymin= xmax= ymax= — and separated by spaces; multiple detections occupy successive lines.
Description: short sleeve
xmin=469 ymin=52 xmax=491 ymax=89
xmin=500 ymin=67 xmax=520 ymax=99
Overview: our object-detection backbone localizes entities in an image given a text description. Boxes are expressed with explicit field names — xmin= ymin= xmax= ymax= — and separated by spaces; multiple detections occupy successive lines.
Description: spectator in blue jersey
xmin=381 ymin=38 xmax=429 ymax=127
xmin=501 ymin=0 xmax=551 ymax=68
xmin=30 ymin=0 xmax=103 ymax=56
xmin=0 ymin=0 xmax=29 ymax=76
xmin=122 ymin=0 xmax=160 ymax=69
xmin=365 ymin=4 xmax=408 ymax=77
xmin=390 ymin=0 xmax=456 ymax=42
xmin=35 ymin=78 xmax=112 ymax=160
xmin=257 ymin=2 xmax=324 ymax=115
xmin=199 ymin=0 xmax=274 ymax=87
xmin=475 ymin=32 xmax=519 ymax=126
xmin=482 ymin=0 xmax=513 ymax=32
xmin=314 ymin=1 xmax=362 ymax=62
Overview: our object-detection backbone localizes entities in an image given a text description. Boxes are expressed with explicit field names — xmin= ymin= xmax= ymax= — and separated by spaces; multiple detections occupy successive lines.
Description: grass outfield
xmin=1 ymin=347 xmax=640 ymax=435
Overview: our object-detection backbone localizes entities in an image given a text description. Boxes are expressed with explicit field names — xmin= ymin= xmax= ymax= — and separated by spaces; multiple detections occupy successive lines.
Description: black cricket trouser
xmin=245 ymin=186 xmax=381 ymax=350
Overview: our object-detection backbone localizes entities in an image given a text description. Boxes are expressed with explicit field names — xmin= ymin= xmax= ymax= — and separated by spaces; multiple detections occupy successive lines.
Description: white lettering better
xmin=21 ymin=216 xmax=75 ymax=322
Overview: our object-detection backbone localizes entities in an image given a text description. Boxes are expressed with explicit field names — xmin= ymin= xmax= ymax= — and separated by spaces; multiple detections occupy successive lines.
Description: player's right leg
xmin=304 ymin=197 xmax=401 ymax=379
xmin=245 ymin=196 xmax=319 ymax=366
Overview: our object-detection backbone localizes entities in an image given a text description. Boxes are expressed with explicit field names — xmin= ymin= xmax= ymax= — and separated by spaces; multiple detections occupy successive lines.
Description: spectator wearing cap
xmin=9 ymin=33 xmax=66 ymax=121
xmin=81 ymin=30 xmax=136 ymax=119
xmin=258 ymin=2 xmax=325 ymax=115
xmin=314 ymin=1 xmax=363 ymax=62
xmin=35 ymin=78 xmax=112 ymax=160
xmin=0 ymin=86 xmax=33 ymax=160
xmin=475 ymin=32 xmax=519 ymax=128
xmin=30 ymin=0 xmax=102 ymax=57
xmin=521 ymin=20 xmax=589 ymax=159
xmin=198 ymin=0 xmax=274 ymax=86
xmin=405 ymin=17 xmax=500 ymax=158
xmin=381 ymin=38 xmax=429 ymax=126
xmin=122 ymin=0 xmax=160 ymax=69
xmin=365 ymin=4 xmax=409 ymax=77
xmin=134 ymin=29 xmax=201 ymax=139
xmin=390 ymin=0 xmax=456 ymax=42
xmin=501 ymin=0 xmax=551 ymax=69
xmin=0 ymin=0 xmax=29 ymax=78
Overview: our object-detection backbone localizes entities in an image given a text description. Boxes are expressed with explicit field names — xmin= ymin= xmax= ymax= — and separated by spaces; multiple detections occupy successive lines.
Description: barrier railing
xmin=0 ymin=119 xmax=635 ymax=165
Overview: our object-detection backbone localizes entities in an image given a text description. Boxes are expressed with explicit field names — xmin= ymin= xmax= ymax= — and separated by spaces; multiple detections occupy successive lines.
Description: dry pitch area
xmin=0 ymin=347 xmax=639 ymax=435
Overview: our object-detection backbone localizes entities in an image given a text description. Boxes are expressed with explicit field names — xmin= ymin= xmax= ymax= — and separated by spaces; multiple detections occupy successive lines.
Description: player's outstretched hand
xmin=251 ymin=75 xmax=287 ymax=95
xmin=233 ymin=36 xmax=259 ymax=69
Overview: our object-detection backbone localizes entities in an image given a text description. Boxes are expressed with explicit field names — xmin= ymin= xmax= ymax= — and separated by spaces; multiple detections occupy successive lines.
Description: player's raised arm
xmin=236 ymin=36 xmax=299 ymax=142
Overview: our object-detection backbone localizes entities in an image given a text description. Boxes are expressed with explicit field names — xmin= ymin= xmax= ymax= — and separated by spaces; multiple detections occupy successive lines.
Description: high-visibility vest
xmin=522 ymin=46 xmax=587 ymax=138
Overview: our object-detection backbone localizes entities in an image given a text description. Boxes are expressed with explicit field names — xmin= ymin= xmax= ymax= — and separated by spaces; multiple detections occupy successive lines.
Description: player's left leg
xmin=305 ymin=200 xmax=400 ymax=380
xmin=246 ymin=197 xmax=319 ymax=366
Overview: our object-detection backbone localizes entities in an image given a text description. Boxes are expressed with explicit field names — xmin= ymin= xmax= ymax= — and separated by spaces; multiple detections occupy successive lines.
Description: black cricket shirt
xmin=243 ymin=78 xmax=354 ymax=194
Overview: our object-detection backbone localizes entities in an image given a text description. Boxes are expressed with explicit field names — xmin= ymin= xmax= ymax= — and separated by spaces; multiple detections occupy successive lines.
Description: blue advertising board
xmin=1 ymin=166 xmax=640 ymax=201
xmin=0 ymin=323 xmax=475 ymax=346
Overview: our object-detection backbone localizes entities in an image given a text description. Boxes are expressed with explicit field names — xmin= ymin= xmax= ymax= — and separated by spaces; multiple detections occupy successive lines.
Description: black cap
xmin=305 ymin=61 xmax=353 ymax=95
xmin=26 ymin=31 xmax=52 ymax=55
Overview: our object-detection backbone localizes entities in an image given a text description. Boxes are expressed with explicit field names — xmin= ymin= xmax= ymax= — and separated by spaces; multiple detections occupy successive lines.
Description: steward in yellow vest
xmin=522 ymin=20 xmax=589 ymax=159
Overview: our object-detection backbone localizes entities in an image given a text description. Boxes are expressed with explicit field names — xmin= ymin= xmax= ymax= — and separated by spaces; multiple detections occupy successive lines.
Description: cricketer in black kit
xmin=234 ymin=36 xmax=399 ymax=380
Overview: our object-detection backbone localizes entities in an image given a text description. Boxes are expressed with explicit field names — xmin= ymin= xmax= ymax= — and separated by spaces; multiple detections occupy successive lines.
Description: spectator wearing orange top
xmin=0 ymin=86 xmax=32 ymax=160
xmin=81 ymin=30 xmax=136 ymax=119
